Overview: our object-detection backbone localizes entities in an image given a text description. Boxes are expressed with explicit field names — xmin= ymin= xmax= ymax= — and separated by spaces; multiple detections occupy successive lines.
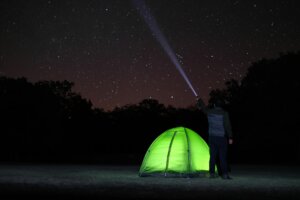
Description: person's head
xmin=213 ymin=99 xmax=225 ymax=108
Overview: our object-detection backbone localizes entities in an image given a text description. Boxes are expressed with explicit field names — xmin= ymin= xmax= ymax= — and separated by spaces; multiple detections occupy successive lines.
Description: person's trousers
xmin=209 ymin=136 xmax=228 ymax=175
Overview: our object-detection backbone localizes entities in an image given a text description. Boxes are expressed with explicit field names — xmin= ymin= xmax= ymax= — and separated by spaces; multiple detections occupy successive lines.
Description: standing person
xmin=197 ymin=97 xmax=233 ymax=179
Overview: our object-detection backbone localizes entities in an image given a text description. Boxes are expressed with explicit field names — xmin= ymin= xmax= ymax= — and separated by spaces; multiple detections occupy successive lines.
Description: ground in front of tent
xmin=0 ymin=164 xmax=299 ymax=200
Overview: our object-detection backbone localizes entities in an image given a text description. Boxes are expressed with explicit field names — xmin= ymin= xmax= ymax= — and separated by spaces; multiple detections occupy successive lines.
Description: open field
xmin=0 ymin=164 xmax=299 ymax=200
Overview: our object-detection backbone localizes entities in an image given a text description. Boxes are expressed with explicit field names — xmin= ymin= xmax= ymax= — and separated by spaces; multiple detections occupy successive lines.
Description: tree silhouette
xmin=1 ymin=52 xmax=299 ymax=165
xmin=209 ymin=51 xmax=300 ymax=164
xmin=0 ymin=77 xmax=94 ymax=162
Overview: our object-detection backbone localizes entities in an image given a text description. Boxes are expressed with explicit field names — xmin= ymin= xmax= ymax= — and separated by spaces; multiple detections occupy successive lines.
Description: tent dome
xmin=139 ymin=127 xmax=210 ymax=177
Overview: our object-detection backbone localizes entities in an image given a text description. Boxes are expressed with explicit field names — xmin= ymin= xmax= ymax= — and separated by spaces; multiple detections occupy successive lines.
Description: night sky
xmin=1 ymin=0 xmax=299 ymax=110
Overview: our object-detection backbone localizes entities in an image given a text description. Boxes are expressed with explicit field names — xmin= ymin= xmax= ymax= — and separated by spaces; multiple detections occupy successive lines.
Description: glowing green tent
xmin=139 ymin=127 xmax=210 ymax=177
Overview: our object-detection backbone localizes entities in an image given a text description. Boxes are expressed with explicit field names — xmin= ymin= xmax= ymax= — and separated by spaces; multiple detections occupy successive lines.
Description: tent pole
xmin=164 ymin=131 xmax=177 ymax=176
xmin=184 ymin=128 xmax=191 ymax=175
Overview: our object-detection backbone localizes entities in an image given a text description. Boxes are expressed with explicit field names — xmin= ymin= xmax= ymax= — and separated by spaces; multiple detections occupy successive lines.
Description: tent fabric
xmin=139 ymin=127 xmax=211 ymax=177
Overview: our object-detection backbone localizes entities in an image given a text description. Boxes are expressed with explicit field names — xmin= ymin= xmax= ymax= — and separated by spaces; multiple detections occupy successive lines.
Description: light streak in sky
xmin=132 ymin=0 xmax=198 ymax=97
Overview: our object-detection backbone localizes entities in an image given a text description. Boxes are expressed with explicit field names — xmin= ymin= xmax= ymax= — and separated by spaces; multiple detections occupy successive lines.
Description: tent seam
xmin=184 ymin=127 xmax=191 ymax=174
xmin=164 ymin=130 xmax=177 ymax=176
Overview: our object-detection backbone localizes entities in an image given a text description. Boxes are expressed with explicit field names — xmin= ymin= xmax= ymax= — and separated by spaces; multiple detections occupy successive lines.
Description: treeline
xmin=0 ymin=77 xmax=207 ymax=164
xmin=0 ymin=51 xmax=299 ymax=164
xmin=210 ymin=51 xmax=300 ymax=164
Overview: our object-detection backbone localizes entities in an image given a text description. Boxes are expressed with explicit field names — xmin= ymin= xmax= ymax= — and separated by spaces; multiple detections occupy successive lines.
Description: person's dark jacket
xmin=197 ymin=98 xmax=233 ymax=138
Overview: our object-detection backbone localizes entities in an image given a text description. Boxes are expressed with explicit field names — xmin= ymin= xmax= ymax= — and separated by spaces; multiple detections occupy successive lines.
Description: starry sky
xmin=1 ymin=0 xmax=299 ymax=110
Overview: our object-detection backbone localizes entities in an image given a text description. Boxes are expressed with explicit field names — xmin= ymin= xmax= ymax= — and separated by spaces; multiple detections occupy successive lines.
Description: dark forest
xmin=1 ymin=52 xmax=299 ymax=165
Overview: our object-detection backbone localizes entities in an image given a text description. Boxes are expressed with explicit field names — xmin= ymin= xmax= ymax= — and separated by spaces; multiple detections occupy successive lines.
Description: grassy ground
xmin=0 ymin=164 xmax=299 ymax=200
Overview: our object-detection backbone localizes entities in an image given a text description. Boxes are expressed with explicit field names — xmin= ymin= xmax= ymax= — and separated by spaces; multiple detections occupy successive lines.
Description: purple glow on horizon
xmin=132 ymin=0 xmax=198 ymax=97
